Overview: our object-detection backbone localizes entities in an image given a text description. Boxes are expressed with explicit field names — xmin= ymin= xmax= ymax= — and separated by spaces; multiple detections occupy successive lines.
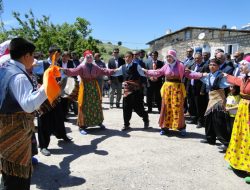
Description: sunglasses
xmin=209 ymin=64 xmax=218 ymax=66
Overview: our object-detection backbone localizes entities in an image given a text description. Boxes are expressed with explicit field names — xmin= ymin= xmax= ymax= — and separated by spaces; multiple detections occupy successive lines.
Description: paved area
xmin=29 ymin=97 xmax=249 ymax=190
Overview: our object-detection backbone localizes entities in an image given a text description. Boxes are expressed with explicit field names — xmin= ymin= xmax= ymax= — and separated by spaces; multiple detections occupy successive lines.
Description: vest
xmin=122 ymin=62 xmax=141 ymax=82
xmin=207 ymin=71 xmax=224 ymax=91
xmin=0 ymin=62 xmax=34 ymax=114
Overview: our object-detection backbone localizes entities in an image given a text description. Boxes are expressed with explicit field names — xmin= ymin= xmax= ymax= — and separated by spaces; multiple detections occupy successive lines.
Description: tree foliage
xmin=0 ymin=10 xmax=99 ymax=57
xmin=117 ymin=41 xmax=122 ymax=46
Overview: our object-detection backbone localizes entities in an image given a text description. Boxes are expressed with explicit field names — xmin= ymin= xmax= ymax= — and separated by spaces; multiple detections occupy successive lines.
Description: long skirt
xmin=159 ymin=81 xmax=186 ymax=130
xmin=225 ymin=99 xmax=250 ymax=173
xmin=78 ymin=79 xmax=104 ymax=127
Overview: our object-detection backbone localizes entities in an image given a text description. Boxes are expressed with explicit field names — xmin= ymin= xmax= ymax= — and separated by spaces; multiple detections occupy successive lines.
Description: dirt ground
xmin=28 ymin=97 xmax=249 ymax=190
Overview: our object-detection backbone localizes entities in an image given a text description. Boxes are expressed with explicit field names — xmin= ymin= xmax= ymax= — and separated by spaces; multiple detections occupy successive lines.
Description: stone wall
xmin=149 ymin=28 xmax=250 ymax=61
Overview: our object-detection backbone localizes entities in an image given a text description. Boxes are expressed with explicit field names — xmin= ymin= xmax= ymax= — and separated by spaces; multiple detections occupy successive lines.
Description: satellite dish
xmin=198 ymin=32 xmax=205 ymax=40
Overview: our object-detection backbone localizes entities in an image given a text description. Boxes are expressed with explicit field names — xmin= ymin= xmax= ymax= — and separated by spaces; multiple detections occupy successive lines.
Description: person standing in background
xmin=108 ymin=48 xmax=125 ymax=108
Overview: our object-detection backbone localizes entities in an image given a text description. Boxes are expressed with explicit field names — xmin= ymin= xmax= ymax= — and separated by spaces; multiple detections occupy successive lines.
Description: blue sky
xmin=1 ymin=0 xmax=250 ymax=49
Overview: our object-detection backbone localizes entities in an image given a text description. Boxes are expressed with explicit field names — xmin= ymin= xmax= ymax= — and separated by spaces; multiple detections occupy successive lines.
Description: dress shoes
xmin=121 ymin=126 xmax=131 ymax=131
xmin=200 ymin=139 xmax=215 ymax=145
xmin=63 ymin=135 xmax=73 ymax=142
xmin=99 ymin=124 xmax=106 ymax=129
xmin=186 ymin=120 xmax=197 ymax=124
xmin=40 ymin=148 xmax=51 ymax=156
xmin=218 ymin=144 xmax=228 ymax=151
xmin=196 ymin=123 xmax=204 ymax=128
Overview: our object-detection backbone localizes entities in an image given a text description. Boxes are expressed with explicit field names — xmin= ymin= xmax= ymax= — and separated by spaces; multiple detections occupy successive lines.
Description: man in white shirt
xmin=0 ymin=37 xmax=48 ymax=190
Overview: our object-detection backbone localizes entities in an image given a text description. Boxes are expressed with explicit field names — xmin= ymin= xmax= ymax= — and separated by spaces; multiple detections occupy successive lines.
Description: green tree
xmin=117 ymin=41 xmax=122 ymax=46
xmin=0 ymin=10 xmax=99 ymax=57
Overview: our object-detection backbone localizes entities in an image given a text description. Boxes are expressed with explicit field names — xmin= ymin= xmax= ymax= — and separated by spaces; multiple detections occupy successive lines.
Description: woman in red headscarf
xmin=63 ymin=50 xmax=116 ymax=135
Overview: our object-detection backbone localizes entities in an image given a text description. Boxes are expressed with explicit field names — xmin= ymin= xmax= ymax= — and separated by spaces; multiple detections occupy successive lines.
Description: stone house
xmin=146 ymin=26 xmax=250 ymax=61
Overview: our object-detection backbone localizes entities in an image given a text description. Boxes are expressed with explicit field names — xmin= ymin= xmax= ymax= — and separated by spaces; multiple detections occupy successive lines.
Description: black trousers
xmin=147 ymin=82 xmax=162 ymax=112
xmin=205 ymin=110 xmax=230 ymax=146
xmin=225 ymin=113 xmax=235 ymax=141
xmin=1 ymin=172 xmax=30 ymax=190
xmin=190 ymin=91 xmax=208 ymax=125
xmin=38 ymin=101 xmax=67 ymax=149
xmin=123 ymin=90 xmax=149 ymax=127
xmin=60 ymin=97 xmax=69 ymax=120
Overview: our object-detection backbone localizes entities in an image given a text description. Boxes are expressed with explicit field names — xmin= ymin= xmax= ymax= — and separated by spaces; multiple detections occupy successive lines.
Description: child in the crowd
xmin=225 ymin=85 xmax=241 ymax=140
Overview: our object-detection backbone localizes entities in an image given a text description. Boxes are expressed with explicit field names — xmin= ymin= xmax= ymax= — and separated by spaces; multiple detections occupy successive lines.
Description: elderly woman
xmin=224 ymin=55 xmax=250 ymax=183
xmin=63 ymin=50 xmax=116 ymax=135
xmin=142 ymin=49 xmax=201 ymax=136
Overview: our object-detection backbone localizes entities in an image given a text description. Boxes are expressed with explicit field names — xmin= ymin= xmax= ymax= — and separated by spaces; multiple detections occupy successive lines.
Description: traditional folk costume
xmin=225 ymin=74 xmax=250 ymax=178
xmin=145 ymin=50 xmax=201 ymax=135
xmin=113 ymin=60 xmax=149 ymax=129
xmin=0 ymin=59 xmax=47 ymax=189
xmin=33 ymin=57 xmax=71 ymax=155
xmin=199 ymin=71 xmax=231 ymax=145
xmin=64 ymin=51 xmax=115 ymax=132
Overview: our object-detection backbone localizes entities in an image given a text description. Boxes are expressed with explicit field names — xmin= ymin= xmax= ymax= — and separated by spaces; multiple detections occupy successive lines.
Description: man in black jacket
xmin=186 ymin=53 xmax=209 ymax=128
xmin=108 ymin=48 xmax=125 ymax=108
xmin=146 ymin=51 xmax=164 ymax=113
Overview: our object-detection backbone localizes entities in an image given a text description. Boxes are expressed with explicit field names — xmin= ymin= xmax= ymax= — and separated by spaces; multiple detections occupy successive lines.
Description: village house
xmin=146 ymin=26 xmax=250 ymax=60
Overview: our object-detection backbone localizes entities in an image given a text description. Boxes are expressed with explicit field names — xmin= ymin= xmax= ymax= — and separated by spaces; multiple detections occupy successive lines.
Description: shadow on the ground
xmin=31 ymin=128 xmax=130 ymax=189
xmin=31 ymin=163 xmax=85 ymax=190
xmin=163 ymin=130 xmax=206 ymax=139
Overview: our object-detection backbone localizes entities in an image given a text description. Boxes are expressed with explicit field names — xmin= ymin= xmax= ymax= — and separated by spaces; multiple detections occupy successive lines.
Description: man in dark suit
xmin=216 ymin=52 xmax=234 ymax=75
xmin=186 ymin=53 xmax=209 ymax=128
xmin=216 ymin=52 xmax=234 ymax=96
xmin=146 ymin=51 xmax=164 ymax=113
xmin=108 ymin=48 xmax=125 ymax=108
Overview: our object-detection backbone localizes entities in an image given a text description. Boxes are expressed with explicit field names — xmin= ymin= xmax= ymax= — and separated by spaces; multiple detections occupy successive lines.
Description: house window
xmin=225 ymin=44 xmax=238 ymax=55
xmin=184 ymin=31 xmax=191 ymax=40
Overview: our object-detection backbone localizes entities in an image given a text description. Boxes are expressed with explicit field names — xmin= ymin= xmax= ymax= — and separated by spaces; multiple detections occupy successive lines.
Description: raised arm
xmin=144 ymin=64 xmax=169 ymax=78
xmin=95 ymin=64 xmax=115 ymax=76
xmin=226 ymin=75 xmax=242 ymax=86
xmin=64 ymin=65 xmax=83 ymax=77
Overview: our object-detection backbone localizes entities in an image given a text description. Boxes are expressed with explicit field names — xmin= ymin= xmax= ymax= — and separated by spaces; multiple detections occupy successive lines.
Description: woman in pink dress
xmin=142 ymin=49 xmax=201 ymax=136
xmin=63 ymin=50 xmax=116 ymax=135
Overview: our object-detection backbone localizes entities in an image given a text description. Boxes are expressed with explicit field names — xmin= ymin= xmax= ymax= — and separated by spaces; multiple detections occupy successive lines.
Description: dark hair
xmin=49 ymin=45 xmax=61 ymax=54
xmin=62 ymin=51 xmax=70 ymax=57
xmin=9 ymin=37 xmax=36 ymax=60
xmin=113 ymin=48 xmax=119 ymax=52
xmin=230 ymin=85 xmax=240 ymax=96
xmin=210 ymin=58 xmax=221 ymax=65
xmin=215 ymin=48 xmax=224 ymax=53
xmin=125 ymin=51 xmax=133 ymax=56
xmin=152 ymin=51 xmax=158 ymax=56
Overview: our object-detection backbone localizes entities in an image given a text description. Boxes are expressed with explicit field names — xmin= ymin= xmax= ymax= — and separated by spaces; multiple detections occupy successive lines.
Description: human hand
xmin=202 ymin=72 xmax=208 ymax=77
xmin=222 ymin=72 xmax=228 ymax=77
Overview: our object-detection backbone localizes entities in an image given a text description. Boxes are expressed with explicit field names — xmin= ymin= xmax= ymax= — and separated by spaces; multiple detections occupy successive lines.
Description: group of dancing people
xmin=0 ymin=37 xmax=249 ymax=190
